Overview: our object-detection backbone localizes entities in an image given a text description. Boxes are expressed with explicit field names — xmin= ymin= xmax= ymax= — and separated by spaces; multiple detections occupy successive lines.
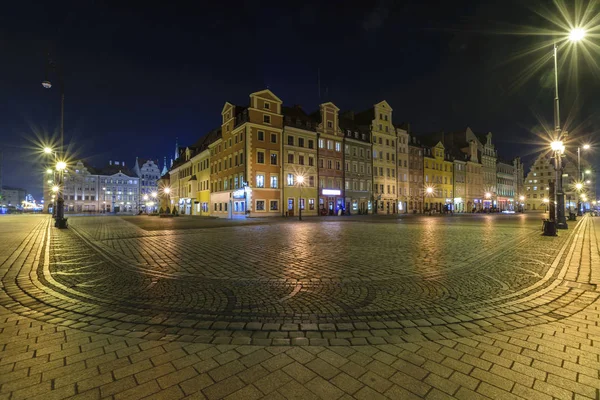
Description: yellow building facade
xmin=423 ymin=142 xmax=454 ymax=212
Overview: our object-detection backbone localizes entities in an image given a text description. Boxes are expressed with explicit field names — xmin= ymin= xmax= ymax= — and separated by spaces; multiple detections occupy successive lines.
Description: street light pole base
xmin=542 ymin=220 xmax=557 ymax=236
xmin=556 ymin=219 xmax=568 ymax=230
xmin=54 ymin=217 xmax=68 ymax=229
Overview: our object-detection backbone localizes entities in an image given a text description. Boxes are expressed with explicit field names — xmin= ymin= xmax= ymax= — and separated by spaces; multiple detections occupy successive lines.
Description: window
xmin=327 ymin=121 xmax=333 ymax=128
xmin=327 ymin=160 xmax=333 ymax=169
xmin=271 ymin=133 xmax=277 ymax=143
xmin=263 ymin=115 xmax=271 ymax=124
xmin=287 ymin=174 xmax=294 ymax=186
xmin=287 ymin=136 xmax=294 ymax=146
xmin=309 ymin=176 xmax=315 ymax=187
xmin=264 ymin=102 xmax=270 ymax=110
xmin=309 ymin=198 xmax=315 ymax=210
xmin=258 ymin=131 xmax=264 ymax=141
xmin=256 ymin=200 xmax=265 ymax=211
xmin=336 ymin=161 xmax=341 ymax=170
xmin=308 ymin=139 xmax=314 ymax=149
xmin=288 ymin=153 xmax=294 ymax=164
xmin=299 ymin=198 xmax=305 ymax=210
xmin=240 ymin=152 xmax=244 ymax=164
xmin=335 ymin=142 xmax=341 ymax=152
xmin=270 ymin=200 xmax=278 ymax=211
xmin=308 ymin=157 xmax=314 ymax=166
xmin=319 ymin=159 xmax=324 ymax=168
xmin=298 ymin=155 xmax=304 ymax=165
xmin=298 ymin=138 xmax=304 ymax=147
xmin=270 ymin=175 xmax=278 ymax=188
xmin=270 ymin=153 xmax=278 ymax=165
xmin=256 ymin=174 xmax=265 ymax=188
xmin=318 ymin=139 xmax=324 ymax=148
xmin=327 ymin=140 xmax=333 ymax=150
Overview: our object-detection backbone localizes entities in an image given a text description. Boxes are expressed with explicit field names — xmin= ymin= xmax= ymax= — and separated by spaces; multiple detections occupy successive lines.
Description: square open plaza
xmin=0 ymin=212 xmax=599 ymax=399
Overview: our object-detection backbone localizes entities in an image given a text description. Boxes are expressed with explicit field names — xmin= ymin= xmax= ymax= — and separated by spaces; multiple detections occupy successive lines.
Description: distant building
xmin=408 ymin=135 xmax=424 ymax=213
xmin=133 ymin=158 xmax=161 ymax=209
xmin=45 ymin=160 xmax=140 ymax=214
xmin=496 ymin=159 xmax=516 ymax=211
xmin=524 ymin=154 xmax=553 ymax=211
xmin=1 ymin=186 xmax=26 ymax=207
xmin=98 ymin=161 xmax=140 ymax=213
xmin=340 ymin=113 xmax=372 ymax=214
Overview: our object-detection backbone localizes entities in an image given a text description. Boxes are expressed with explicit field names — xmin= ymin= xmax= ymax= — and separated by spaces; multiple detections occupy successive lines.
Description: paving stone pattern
xmin=0 ymin=214 xmax=599 ymax=399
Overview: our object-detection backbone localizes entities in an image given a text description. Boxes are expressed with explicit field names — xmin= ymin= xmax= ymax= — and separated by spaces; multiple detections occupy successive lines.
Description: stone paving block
xmin=99 ymin=376 xmax=138 ymax=398
xmin=237 ymin=364 xmax=270 ymax=385
xmin=179 ymin=373 xmax=214 ymax=395
xmin=253 ymin=370 xmax=292 ymax=394
xmin=389 ymin=371 xmax=432 ymax=397
xmin=305 ymin=358 xmax=341 ymax=380
xmin=208 ymin=360 xmax=246 ymax=382
xmin=114 ymin=380 xmax=160 ymax=400
xmin=134 ymin=362 xmax=176 ymax=384
xmin=353 ymin=385 xmax=388 ymax=400
xmin=261 ymin=353 xmax=294 ymax=372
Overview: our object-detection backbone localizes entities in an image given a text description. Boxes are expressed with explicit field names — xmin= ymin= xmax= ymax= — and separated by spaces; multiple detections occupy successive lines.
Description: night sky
xmin=1 ymin=0 xmax=599 ymax=199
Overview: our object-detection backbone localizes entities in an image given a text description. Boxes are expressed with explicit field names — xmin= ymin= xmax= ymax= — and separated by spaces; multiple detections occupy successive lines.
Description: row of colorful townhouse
xmin=159 ymin=89 xmax=525 ymax=218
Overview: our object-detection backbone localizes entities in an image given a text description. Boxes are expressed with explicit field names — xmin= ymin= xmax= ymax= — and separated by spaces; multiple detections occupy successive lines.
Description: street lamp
xmin=43 ymin=147 xmax=53 ymax=154
xmin=42 ymin=54 xmax=67 ymax=228
xmin=546 ymin=28 xmax=588 ymax=231
xmin=296 ymin=175 xmax=304 ymax=221
xmin=568 ymin=28 xmax=586 ymax=42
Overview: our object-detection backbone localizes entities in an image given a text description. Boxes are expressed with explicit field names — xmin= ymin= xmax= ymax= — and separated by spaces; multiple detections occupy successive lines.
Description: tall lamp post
xmin=548 ymin=29 xmax=587 ymax=230
xmin=296 ymin=175 xmax=304 ymax=221
xmin=42 ymin=54 xmax=67 ymax=228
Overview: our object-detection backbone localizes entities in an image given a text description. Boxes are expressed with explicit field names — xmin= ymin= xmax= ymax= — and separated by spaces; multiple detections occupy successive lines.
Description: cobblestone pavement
xmin=1 ymin=213 xmax=599 ymax=399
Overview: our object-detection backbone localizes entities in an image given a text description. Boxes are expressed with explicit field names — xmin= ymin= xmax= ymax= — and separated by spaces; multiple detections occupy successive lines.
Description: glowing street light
xmin=585 ymin=169 xmax=591 ymax=174
xmin=568 ymin=28 xmax=586 ymax=42
xmin=519 ymin=195 xmax=525 ymax=201
xmin=575 ymin=183 xmax=583 ymax=190
xmin=164 ymin=187 xmax=171 ymax=194
xmin=143 ymin=194 xmax=149 ymax=201
xmin=583 ymin=144 xmax=590 ymax=150
xmin=485 ymin=192 xmax=492 ymax=199
xmin=550 ymin=141 xmax=563 ymax=152
xmin=43 ymin=147 xmax=53 ymax=154
xmin=151 ymin=191 xmax=157 ymax=198
xmin=46 ymin=168 xmax=53 ymax=174
xmin=296 ymin=175 xmax=305 ymax=221
xmin=51 ymin=185 xmax=59 ymax=193
xmin=56 ymin=161 xmax=66 ymax=171
xmin=586 ymin=180 xmax=591 ymax=184
xmin=426 ymin=187 xmax=433 ymax=194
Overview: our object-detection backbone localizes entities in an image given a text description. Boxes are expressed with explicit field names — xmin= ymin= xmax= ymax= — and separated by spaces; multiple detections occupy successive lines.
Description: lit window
xmin=256 ymin=174 xmax=265 ymax=188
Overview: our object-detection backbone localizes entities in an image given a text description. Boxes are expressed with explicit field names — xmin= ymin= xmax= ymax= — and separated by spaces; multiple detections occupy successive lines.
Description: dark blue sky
xmin=1 ymin=0 xmax=598 ymax=199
